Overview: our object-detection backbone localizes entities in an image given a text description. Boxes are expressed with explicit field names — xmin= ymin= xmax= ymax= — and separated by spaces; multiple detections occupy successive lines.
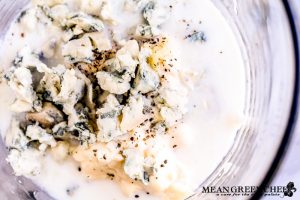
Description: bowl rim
xmin=251 ymin=0 xmax=300 ymax=198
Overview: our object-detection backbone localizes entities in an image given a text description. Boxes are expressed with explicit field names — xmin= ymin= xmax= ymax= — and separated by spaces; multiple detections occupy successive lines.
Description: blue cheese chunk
xmin=73 ymin=127 xmax=97 ymax=145
xmin=6 ymin=66 xmax=36 ymax=112
xmin=135 ymin=24 xmax=157 ymax=39
xmin=160 ymin=107 xmax=182 ymax=127
xmin=41 ymin=38 xmax=58 ymax=59
xmin=19 ymin=9 xmax=38 ymax=31
xmin=49 ymin=4 xmax=69 ymax=23
xmin=79 ymin=0 xmax=116 ymax=23
xmin=54 ymin=69 xmax=85 ymax=105
xmin=62 ymin=35 xmax=95 ymax=64
xmin=52 ymin=121 xmax=68 ymax=138
xmin=159 ymin=74 xmax=189 ymax=113
xmin=7 ymin=148 xmax=42 ymax=177
xmin=120 ymin=95 xmax=147 ymax=132
xmin=143 ymin=1 xmax=171 ymax=28
xmin=10 ymin=100 xmax=33 ymax=113
xmin=15 ymin=47 xmax=49 ymax=69
xmin=26 ymin=124 xmax=57 ymax=150
xmin=96 ymin=141 xmax=123 ymax=164
xmin=62 ymin=32 xmax=111 ymax=64
xmin=96 ymin=95 xmax=123 ymax=142
xmin=98 ymin=1 xmax=116 ymax=24
xmin=116 ymin=40 xmax=139 ymax=73
xmin=96 ymin=71 xmax=131 ymax=95
xmin=5 ymin=119 xmax=30 ymax=150
xmin=54 ymin=69 xmax=86 ymax=125
xmin=100 ymin=40 xmax=139 ymax=90
xmin=26 ymin=102 xmax=64 ymax=128
xmin=123 ymin=149 xmax=145 ymax=182
xmin=37 ymin=66 xmax=63 ymax=101
xmin=134 ymin=48 xmax=159 ymax=93
xmin=64 ymin=13 xmax=104 ymax=37
xmin=103 ymin=58 xmax=122 ymax=73
xmin=86 ymin=32 xmax=112 ymax=52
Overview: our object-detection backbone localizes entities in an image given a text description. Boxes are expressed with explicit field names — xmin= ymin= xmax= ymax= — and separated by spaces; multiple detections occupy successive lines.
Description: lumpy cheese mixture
xmin=1 ymin=0 xmax=194 ymax=199
xmin=0 ymin=0 xmax=246 ymax=200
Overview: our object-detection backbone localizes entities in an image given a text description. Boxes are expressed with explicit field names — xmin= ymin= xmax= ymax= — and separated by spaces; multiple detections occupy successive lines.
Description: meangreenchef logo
xmin=201 ymin=182 xmax=297 ymax=198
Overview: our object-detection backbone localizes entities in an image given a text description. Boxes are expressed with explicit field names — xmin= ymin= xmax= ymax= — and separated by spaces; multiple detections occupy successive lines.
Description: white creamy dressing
xmin=0 ymin=0 xmax=245 ymax=199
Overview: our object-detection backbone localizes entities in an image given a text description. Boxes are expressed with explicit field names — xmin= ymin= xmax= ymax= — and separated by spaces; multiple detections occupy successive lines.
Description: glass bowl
xmin=0 ymin=0 xmax=299 ymax=199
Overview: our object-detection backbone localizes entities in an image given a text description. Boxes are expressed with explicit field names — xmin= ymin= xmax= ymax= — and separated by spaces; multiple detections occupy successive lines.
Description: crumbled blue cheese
xmin=26 ymin=124 xmax=57 ymax=150
xmin=123 ymin=138 xmax=177 ymax=186
xmin=86 ymin=32 xmax=112 ymax=52
xmin=159 ymin=74 xmax=189 ymax=113
xmin=26 ymin=102 xmax=64 ymax=127
xmin=62 ymin=31 xmax=111 ymax=64
xmin=96 ymin=95 xmax=123 ymax=142
xmin=98 ymin=1 xmax=116 ymax=24
xmin=19 ymin=9 xmax=38 ymax=31
xmin=160 ymin=107 xmax=182 ymax=127
xmin=134 ymin=47 xmax=159 ymax=93
xmin=49 ymin=4 xmax=69 ymax=23
xmin=5 ymin=119 xmax=30 ymax=150
xmin=62 ymin=35 xmax=95 ymax=64
xmin=41 ymin=38 xmax=58 ymax=59
xmin=6 ymin=66 xmax=36 ymax=112
xmin=37 ymin=65 xmax=64 ymax=101
xmin=135 ymin=24 xmax=156 ymax=39
xmin=54 ymin=69 xmax=86 ymax=125
xmin=7 ymin=148 xmax=42 ymax=177
xmin=103 ymin=58 xmax=122 ymax=73
xmin=73 ymin=126 xmax=97 ymax=145
xmin=123 ymin=149 xmax=146 ymax=182
xmin=120 ymin=95 xmax=147 ymax=132
xmin=35 ymin=4 xmax=55 ymax=25
xmin=96 ymin=141 xmax=123 ymax=164
xmin=186 ymin=31 xmax=207 ymax=43
xmin=151 ymin=121 xmax=167 ymax=135
xmin=10 ymin=99 xmax=34 ymax=113
xmin=4 ymin=1 xmax=193 ymax=196
xmin=54 ymin=69 xmax=85 ymax=105
xmin=115 ymin=40 xmax=139 ymax=77
xmin=79 ymin=0 xmax=116 ymax=24
xmin=134 ymin=0 xmax=171 ymax=38
xmin=52 ymin=121 xmax=67 ymax=138
xmin=96 ymin=71 xmax=131 ymax=95
xmin=12 ymin=46 xmax=49 ymax=71
xmin=143 ymin=1 xmax=171 ymax=28
xmin=53 ymin=120 xmax=96 ymax=146
xmin=97 ymin=40 xmax=140 ymax=95
xmin=64 ymin=13 xmax=104 ymax=38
